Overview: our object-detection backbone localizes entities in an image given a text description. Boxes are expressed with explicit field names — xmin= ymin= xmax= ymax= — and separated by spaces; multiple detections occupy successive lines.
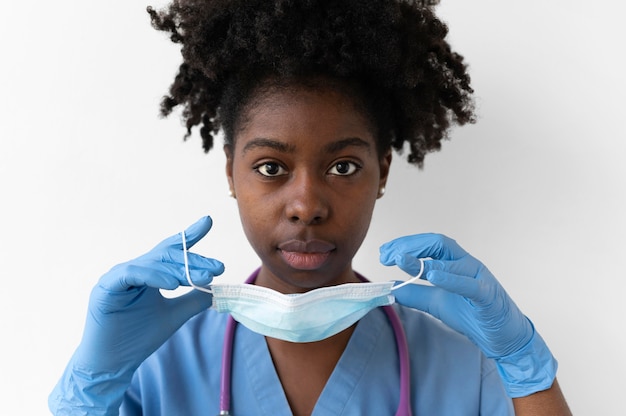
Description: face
xmin=225 ymin=84 xmax=391 ymax=293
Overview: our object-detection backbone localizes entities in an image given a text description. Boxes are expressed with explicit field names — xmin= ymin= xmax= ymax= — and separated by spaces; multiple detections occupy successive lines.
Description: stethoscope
xmin=216 ymin=270 xmax=413 ymax=416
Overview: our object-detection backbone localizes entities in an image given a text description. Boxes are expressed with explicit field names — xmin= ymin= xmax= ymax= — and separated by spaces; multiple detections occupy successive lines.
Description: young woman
xmin=49 ymin=0 xmax=571 ymax=414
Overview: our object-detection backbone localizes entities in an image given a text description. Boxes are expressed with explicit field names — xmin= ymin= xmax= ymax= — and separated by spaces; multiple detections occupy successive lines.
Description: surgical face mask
xmin=213 ymin=282 xmax=398 ymax=342
xmin=182 ymin=231 xmax=423 ymax=343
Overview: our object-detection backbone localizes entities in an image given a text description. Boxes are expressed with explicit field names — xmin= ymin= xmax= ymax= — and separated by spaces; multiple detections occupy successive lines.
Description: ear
xmin=377 ymin=150 xmax=392 ymax=198
xmin=224 ymin=144 xmax=235 ymax=196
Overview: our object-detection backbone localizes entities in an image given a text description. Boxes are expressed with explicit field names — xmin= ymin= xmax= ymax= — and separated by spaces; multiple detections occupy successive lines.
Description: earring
xmin=377 ymin=187 xmax=386 ymax=198
xmin=228 ymin=189 xmax=236 ymax=199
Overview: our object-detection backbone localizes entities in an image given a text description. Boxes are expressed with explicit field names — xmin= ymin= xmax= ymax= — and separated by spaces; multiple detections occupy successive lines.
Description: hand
xmin=49 ymin=216 xmax=224 ymax=414
xmin=380 ymin=233 xmax=557 ymax=398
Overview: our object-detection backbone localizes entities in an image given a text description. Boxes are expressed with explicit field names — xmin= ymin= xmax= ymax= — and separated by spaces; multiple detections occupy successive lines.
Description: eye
xmin=328 ymin=161 xmax=360 ymax=176
xmin=255 ymin=162 xmax=287 ymax=177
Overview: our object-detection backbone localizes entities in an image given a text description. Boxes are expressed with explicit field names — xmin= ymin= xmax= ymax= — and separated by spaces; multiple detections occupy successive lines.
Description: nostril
xmin=289 ymin=214 xmax=323 ymax=225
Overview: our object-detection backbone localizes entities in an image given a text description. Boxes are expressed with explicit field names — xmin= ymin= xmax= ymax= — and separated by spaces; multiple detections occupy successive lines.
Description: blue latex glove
xmin=380 ymin=233 xmax=557 ymax=398
xmin=49 ymin=216 xmax=224 ymax=415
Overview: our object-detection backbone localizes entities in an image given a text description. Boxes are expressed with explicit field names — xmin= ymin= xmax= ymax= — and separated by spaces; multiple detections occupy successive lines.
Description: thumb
xmin=166 ymin=290 xmax=213 ymax=328
xmin=393 ymin=283 xmax=447 ymax=320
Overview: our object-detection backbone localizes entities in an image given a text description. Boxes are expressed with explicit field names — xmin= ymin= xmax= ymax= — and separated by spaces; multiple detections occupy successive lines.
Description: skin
xmin=513 ymin=379 xmax=572 ymax=415
xmin=225 ymin=84 xmax=390 ymax=414
xmin=225 ymin=85 xmax=390 ymax=294
xmin=224 ymin=82 xmax=570 ymax=415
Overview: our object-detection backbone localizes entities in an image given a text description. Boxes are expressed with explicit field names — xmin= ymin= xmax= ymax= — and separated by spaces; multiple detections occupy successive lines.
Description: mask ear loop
xmin=181 ymin=230 xmax=213 ymax=294
xmin=390 ymin=258 xmax=425 ymax=291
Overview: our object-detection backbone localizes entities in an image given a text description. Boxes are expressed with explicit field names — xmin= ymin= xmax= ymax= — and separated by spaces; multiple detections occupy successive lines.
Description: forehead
xmin=234 ymin=85 xmax=377 ymax=152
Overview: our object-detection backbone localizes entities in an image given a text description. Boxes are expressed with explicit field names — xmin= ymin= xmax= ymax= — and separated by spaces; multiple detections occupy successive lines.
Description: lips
xmin=278 ymin=239 xmax=336 ymax=270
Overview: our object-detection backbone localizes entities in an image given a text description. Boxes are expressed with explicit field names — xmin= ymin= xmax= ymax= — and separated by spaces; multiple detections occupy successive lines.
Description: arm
xmin=380 ymin=234 xmax=570 ymax=413
xmin=513 ymin=379 xmax=571 ymax=415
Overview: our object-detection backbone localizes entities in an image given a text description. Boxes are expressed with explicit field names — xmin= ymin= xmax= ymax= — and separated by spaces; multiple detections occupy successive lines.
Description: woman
xmin=49 ymin=0 xmax=571 ymax=414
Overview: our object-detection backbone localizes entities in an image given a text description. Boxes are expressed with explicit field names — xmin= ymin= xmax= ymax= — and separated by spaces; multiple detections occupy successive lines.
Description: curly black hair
xmin=148 ymin=0 xmax=473 ymax=166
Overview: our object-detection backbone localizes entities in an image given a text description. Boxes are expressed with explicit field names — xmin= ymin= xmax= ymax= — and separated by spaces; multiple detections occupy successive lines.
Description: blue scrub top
xmin=121 ymin=304 xmax=513 ymax=415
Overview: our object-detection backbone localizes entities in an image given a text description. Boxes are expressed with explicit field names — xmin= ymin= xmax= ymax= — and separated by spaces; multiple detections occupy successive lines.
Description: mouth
xmin=278 ymin=239 xmax=335 ymax=270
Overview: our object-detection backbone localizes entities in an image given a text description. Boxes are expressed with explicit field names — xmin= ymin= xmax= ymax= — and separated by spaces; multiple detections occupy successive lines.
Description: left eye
xmin=328 ymin=161 xmax=359 ymax=176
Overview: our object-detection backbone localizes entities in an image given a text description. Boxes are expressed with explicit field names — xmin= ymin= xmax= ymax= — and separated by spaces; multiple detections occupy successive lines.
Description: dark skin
xmin=265 ymin=327 xmax=357 ymax=415
xmin=225 ymin=85 xmax=389 ymax=414
xmin=513 ymin=380 xmax=571 ymax=415
xmin=225 ymin=87 xmax=390 ymax=294
xmin=225 ymin=83 xmax=571 ymax=415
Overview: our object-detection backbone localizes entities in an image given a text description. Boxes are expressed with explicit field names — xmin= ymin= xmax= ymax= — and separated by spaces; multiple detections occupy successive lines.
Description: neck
xmin=265 ymin=324 xmax=356 ymax=415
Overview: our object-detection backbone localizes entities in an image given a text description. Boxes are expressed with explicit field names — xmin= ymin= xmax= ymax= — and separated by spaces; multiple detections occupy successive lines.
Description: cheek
xmin=236 ymin=194 xmax=277 ymax=247
xmin=337 ymin=187 xmax=377 ymax=241
xmin=351 ymin=200 xmax=376 ymax=239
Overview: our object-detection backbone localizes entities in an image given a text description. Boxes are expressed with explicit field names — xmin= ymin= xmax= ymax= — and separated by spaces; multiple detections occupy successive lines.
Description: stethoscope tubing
xmin=219 ymin=316 xmax=236 ymax=414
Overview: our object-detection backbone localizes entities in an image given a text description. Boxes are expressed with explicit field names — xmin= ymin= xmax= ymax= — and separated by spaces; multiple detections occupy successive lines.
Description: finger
xmin=160 ymin=252 xmax=224 ymax=287
xmin=181 ymin=216 xmax=214 ymax=248
xmin=139 ymin=258 xmax=219 ymax=287
xmin=181 ymin=265 xmax=218 ymax=287
xmin=128 ymin=271 xmax=183 ymax=290
xmin=160 ymin=250 xmax=225 ymax=277
xmin=392 ymin=283 xmax=448 ymax=320
xmin=421 ymin=258 xmax=482 ymax=280
xmin=128 ymin=263 xmax=200 ymax=290
xmin=156 ymin=216 xmax=213 ymax=250
xmin=380 ymin=233 xmax=467 ymax=264
xmin=101 ymin=263 xmax=181 ymax=291
xmin=102 ymin=262 xmax=213 ymax=291
xmin=389 ymin=253 xmax=424 ymax=277
xmin=424 ymin=270 xmax=483 ymax=301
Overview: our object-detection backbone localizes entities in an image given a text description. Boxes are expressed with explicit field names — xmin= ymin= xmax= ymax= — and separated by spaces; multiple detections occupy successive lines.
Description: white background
xmin=1 ymin=1 xmax=624 ymax=414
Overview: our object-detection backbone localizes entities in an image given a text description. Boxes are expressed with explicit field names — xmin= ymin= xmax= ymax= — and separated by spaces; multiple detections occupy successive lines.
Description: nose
xmin=284 ymin=172 xmax=329 ymax=225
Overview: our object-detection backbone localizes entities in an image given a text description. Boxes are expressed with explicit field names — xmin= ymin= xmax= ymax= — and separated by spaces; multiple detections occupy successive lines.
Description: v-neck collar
xmin=238 ymin=307 xmax=386 ymax=415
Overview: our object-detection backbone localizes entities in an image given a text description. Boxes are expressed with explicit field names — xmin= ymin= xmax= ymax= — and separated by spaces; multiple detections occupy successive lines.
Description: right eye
xmin=255 ymin=162 xmax=287 ymax=177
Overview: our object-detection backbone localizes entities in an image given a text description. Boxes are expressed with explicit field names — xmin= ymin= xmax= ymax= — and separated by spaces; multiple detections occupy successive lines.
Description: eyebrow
xmin=323 ymin=137 xmax=371 ymax=154
xmin=241 ymin=136 xmax=371 ymax=155
xmin=242 ymin=138 xmax=296 ymax=154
